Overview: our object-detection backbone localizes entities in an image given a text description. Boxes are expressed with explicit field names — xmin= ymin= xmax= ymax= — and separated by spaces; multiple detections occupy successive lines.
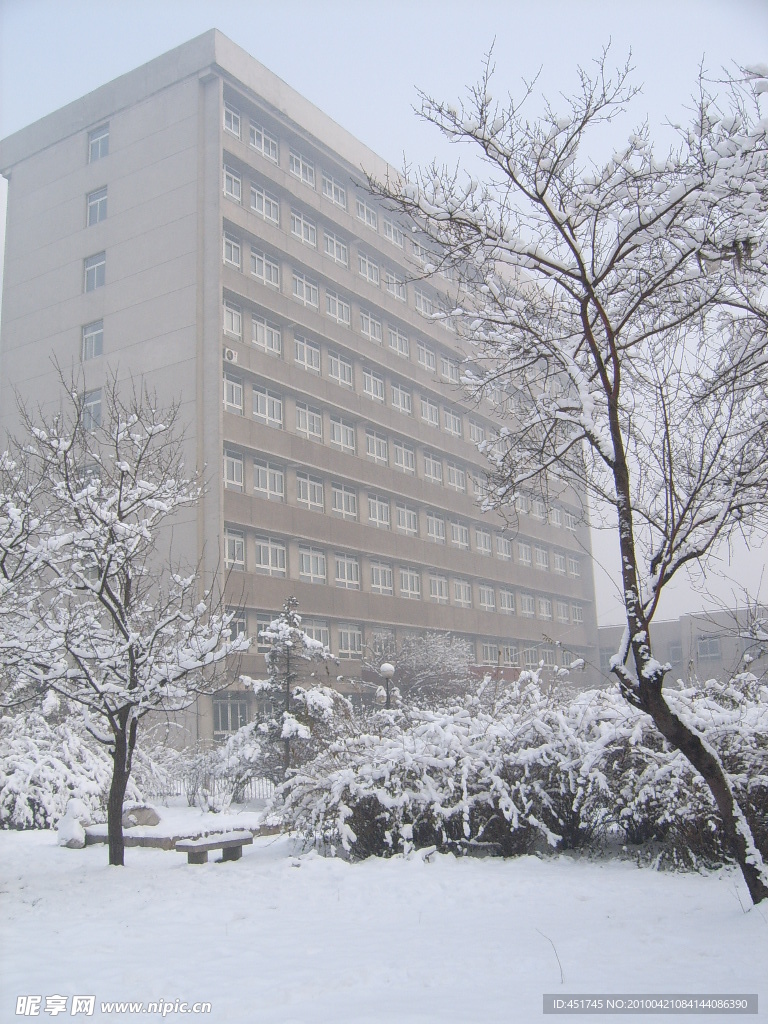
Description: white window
xmin=450 ymin=521 xmax=469 ymax=549
xmin=481 ymin=643 xmax=499 ymax=666
xmin=224 ymin=103 xmax=241 ymax=137
xmin=83 ymin=389 xmax=102 ymax=432
xmin=385 ymin=270 xmax=407 ymax=302
xmin=571 ymin=605 xmax=584 ymax=625
xmin=426 ymin=512 xmax=445 ymax=544
xmin=446 ymin=463 xmax=466 ymax=492
xmin=251 ymin=183 xmax=280 ymax=224
xmin=471 ymin=472 xmax=488 ymax=500
xmin=223 ymin=233 xmax=241 ymax=269
xmin=356 ymin=197 xmax=378 ymax=229
xmin=330 ymin=416 xmax=356 ymax=453
xmin=363 ymin=368 xmax=385 ymax=402
xmin=335 ymin=553 xmax=360 ymax=590
xmin=502 ymin=644 xmax=519 ymax=667
xmin=496 ymin=535 xmax=512 ymax=560
xmin=291 ymin=210 xmax=317 ymax=247
xmin=414 ymin=288 xmax=435 ymax=317
xmin=338 ymin=624 xmax=363 ymax=659
xmin=697 ymin=637 xmax=722 ymax=660
xmin=82 ymin=320 xmax=103 ymax=361
xmin=396 ymin=503 xmax=418 ymax=536
xmin=224 ymin=528 xmax=245 ymax=570
xmin=538 ymin=597 xmax=553 ymax=620
xmin=564 ymin=510 xmax=578 ymax=532
xmin=226 ymin=608 xmax=248 ymax=640
xmin=256 ymin=613 xmax=275 ymax=653
xmin=388 ymin=327 xmax=409 ymax=357
xmin=223 ymin=165 xmax=241 ymax=203
xmin=568 ymin=556 xmax=581 ymax=578
xmin=475 ymin=528 xmax=492 ymax=556
xmin=391 ymin=383 xmax=412 ymax=415
xmin=412 ymin=240 xmax=430 ymax=265
xmin=224 ymin=301 xmax=242 ymax=338
xmin=469 ymin=420 xmax=486 ymax=445
xmin=251 ymin=248 xmax=280 ymax=287
xmin=250 ymin=122 xmax=278 ymax=162
xmin=549 ymin=507 xmax=563 ymax=528
xmin=295 ymin=403 xmax=322 ymax=440
xmin=365 ymin=430 xmax=388 ymax=464
xmin=254 ymin=537 xmax=287 ymax=577
xmin=429 ymin=575 xmax=449 ymax=605
xmin=523 ymin=647 xmax=539 ymax=670
xmin=252 ymin=316 xmax=282 ymax=354
xmin=326 ymin=289 xmax=351 ymax=324
xmin=296 ymin=473 xmax=324 ymax=512
xmin=535 ymin=546 xmax=550 ymax=571
xmin=294 ymin=335 xmax=320 ymax=373
xmin=332 ymin=482 xmax=358 ymax=519
xmin=542 ymin=648 xmax=557 ymax=668
xmin=562 ymin=650 xmax=574 ymax=669
xmin=253 ymin=460 xmax=284 ymax=502
xmin=399 ymin=567 xmax=421 ymax=600
xmin=420 ymin=397 xmax=439 ymax=428
xmin=532 ymin=499 xmax=547 ymax=521
xmin=303 ymin=619 xmax=330 ymax=648
xmin=368 ymin=494 xmax=390 ymax=529
xmin=328 ymin=350 xmax=353 ymax=388
xmin=223 ymin=374 xmax=243 ymax=414
xmin=84 ymin=252 xmax=106 ymax=292
xmin=88 ymin=124 xmax=109 ymax=162
xmin=299 ymin=546 xmax=326 ymax=584
xmin=440 ymin=355 xmax=460 ymax=384
xmin=322 ymin=173 xmax=347 ymax=209
xmin=224 ymin=450 xmax=244 ymax=491
xmin=293 ymin=272 xmax=319 ymax=307
xmin=87 ymin=187 xmax=107 ymax=226
xmin=418 ymin=342 xmax=436 ymax=372
xmin=515 ymin=493 xmax=531 ymax=515
xmin=361 ymin=310 xmax=383 ymax=343
xmin=517 ymin=541 xmax=532 ymax=566
xmin=499 ymin=589 xmax=515 ymax=615
xmin=556 ymin=601 xmax=570 ymax=623
xmin=393 ymin=441 xmax=415 ymax=474
xmin=553 ymin=552 xmax=567 ymax=575
xmin=370 ymin=561 xmax=394 ymax=596
xmin=520 ymin=594 xmax=535 ymax=618
xmin=383 ymin=218 xmax=405 ymax=248
xmin=424 ymin=452 xmax=443 ymax=484
xmin=453 ymin=579 xmax=472 ymax=608
xmin=358 ymin=252 xmax=380 ymax=285
xmin=324 ymin=231 xmax=348 ymax=266
xmin=252 ymin=386 xmax=283 ymax=428
xmin=444 ymin=409 xmax=462 ymax=437
xmin=289 ymin=149 xmax=315 ymax=187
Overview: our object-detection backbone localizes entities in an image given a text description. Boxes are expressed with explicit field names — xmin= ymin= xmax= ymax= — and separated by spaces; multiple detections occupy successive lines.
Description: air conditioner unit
xmin=223 ymin=347 xmax=238 ymax=363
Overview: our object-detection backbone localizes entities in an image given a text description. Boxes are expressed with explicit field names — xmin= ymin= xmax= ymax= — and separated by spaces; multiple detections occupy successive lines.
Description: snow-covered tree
xmin=2 ymin=378 xmax=248 ymax=865
xmin=364 ymin=630 xmax=475 ymax=705
xmin=374 ymin=55 xmax=768 ymax=902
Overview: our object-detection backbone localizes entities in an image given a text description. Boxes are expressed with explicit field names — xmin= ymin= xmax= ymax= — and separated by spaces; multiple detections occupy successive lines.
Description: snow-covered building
xmin=0 ymin=30 xmax=599 ymax=741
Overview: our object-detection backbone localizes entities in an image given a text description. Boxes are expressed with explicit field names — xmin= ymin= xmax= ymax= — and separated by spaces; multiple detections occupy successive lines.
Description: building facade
xmin=0 ymin=31 xmax=599 ymax=742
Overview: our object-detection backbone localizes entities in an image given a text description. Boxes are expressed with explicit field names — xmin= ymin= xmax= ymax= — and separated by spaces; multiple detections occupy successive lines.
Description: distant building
xmin=0 ymin=30 xmax=600 ymax=742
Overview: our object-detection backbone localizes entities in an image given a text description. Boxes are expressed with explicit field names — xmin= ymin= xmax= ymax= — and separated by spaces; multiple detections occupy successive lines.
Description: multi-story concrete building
xmin=0 ymin=30 xmax=599 ymax=741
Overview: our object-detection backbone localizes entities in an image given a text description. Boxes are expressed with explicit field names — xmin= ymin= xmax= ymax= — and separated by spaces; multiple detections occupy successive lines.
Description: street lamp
xmin=380 ymin=662 xmax=395 ymax=709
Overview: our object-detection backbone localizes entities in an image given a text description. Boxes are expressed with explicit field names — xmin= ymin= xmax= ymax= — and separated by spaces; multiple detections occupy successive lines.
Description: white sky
xmin=0 ymin=0 xmax=766 ymax=624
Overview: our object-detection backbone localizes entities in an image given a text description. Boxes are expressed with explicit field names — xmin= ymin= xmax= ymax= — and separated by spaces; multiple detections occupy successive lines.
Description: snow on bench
xmin=175 ymin=830 xmax=254 ymax=864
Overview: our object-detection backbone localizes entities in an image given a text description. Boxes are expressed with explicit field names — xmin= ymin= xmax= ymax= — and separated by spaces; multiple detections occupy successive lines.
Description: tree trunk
xmin=106 ymin=712 xmax=138 ymax=867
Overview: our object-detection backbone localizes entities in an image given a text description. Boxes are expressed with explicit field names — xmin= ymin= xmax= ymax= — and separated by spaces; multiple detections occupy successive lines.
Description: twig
xmin=536 ymin=927 xmax=564 ymax=984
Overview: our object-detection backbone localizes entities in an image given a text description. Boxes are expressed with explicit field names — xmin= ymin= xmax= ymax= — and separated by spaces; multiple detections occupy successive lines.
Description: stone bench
xmin=175 ymin=830 xmax=254 ymax=864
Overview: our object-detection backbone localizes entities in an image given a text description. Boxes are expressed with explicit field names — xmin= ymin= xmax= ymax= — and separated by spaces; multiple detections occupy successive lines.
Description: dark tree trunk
xmin=106 ymin=712 xmax=138 ymax=867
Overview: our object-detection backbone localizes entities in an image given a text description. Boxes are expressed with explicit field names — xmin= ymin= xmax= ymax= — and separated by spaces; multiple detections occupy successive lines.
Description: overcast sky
xmin=1 ymin=0 xmax=766 ymax=624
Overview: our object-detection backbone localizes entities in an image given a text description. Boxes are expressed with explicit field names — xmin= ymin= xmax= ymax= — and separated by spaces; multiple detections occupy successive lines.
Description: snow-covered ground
xmin=2 ymin=811 xmax=766 ymax=1023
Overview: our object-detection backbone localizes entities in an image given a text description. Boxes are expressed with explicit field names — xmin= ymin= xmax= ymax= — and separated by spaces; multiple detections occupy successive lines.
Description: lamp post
xmin=380 ymin=662 xmax=395 ymax=709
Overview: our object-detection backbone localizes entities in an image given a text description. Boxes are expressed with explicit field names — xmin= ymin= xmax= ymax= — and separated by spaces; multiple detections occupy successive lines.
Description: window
xmin=535 ymin=546 xmax=550 ymax=571
xmin=496 ymin=535 xmax=512 ymax=560
xmin=556 ymin=601 xmax=570 ymax=623
xmin=418 ymin=342 xmax=436 ymax=372
xmin=481 ymin=643 xmax=500 ymax=666
xmin=303 ymin=619 xmax=330 ymax=648
xmin=84 ymin=252 xmax=106 ymax=292
xmin=523 ymin=647 xmax=539 ymax=670
xmin=338 ymin=623 xmax=363 ymax=659
xmin=388 ymin=327 xmax=409 ymax=357
xmin=697 ymin=637 xmax=722 ymax=660
xmin=289 ymin=149 xmax=315 ymax=186
xmin=252 ymin=386 xmax=283 ymax=428
xmin=329 ymin=416 xmax=356 ymax=453
xmin=294 ymin=335 xmax=320 ymax=373
xmin=213 ymin=694 xmax=248 ymax=737
xmin=571 ymin=604 xmax=584 ymax=625
xmin=335 ymin=553 xmax=360 ymax=590
xmin=370 ymin=561 xmax=394 ymax=596
xmin=358 ymin=252 xmax=380 ymax=285
xmin=446 ymin=463 xmax=466 ymax=492
xmin=502 ymin=644 xmax=519 ymax=667
xmin=532 ymin=499 xmax=547 ymax=521
xmin=561 ymin=650 xmax=574 ymax=669
xmin=450 ymin=521 xmax=469 ymax=549
xmin=363 ymin=368 xmax=385 ymax=402
xmin=224 ymin=103 xmax=241 ymax=137
xmin=383 ymin=218 xmax=405 ymax=248
xmin=361 ymin=310 xmax=383 ymax=343
xmin=87 ymin=187 xmax=107 ymax=226
xmin=252 ymin=316 xmax=282 ymax=354
xmin=291 ymin=209 xmax=317 ymax=248
xmin=393 ymin=440 xmax=415 ymax=474
xmin=440 ymin=355 xmax=460 ymax=384
xmin=385 ymin=270 xmax=407 ymax=302
xmin=328 ymin=350 xmax=353 ymax=388
xmin=322 ymin=173 xmax=347 ymax=208
xmin=553 ymin=552 xmax=567 ymax=575
xmin=326 ymin=289 xmax=351 ymax=324
xmin=253 ymin=460 xmax=284 ymax=502
xmin=224 ymin=450 xmax=244 ymax=491
xmin=250 ymin=122 xmax=278 ymax=162
xmin=429 ymin=575 xmax=449 ymax=605
xmin=542 ymin=648 xmax=557 ymax=668
xmin=83 ymin=389 xmax=102 ymax=432
xmin=423 ymin=452 xmax=443 ymax=484
xmin=564 ymin=510 xmax=578 ymax=532
xmin=226 ymin=608 xmax=248 ymax=640
xmin=256 ymin=613 xmax=275 ymax=653
xmin=517 ymin=541 xmax=532 ymax=566
xmin=222 ymin=233 xmax=241 ymax=269
xmin=296 ymin=473 xmax=324 ymax=511
xmin=391 ymin=383 xmax=412 ymax=415
xmin=538 ymin=597 xmax=553 ymax=620
xmin=412 ymin=240 xmax=430 ymax=265
xmin=471 ymin=472 xmax=489 ymax=501
xmin=223 ymin=165 xmax=242 ymax=203
xmin=223 ymin=374 xmax=243 ymax=414
xmin=299 ymin=546 xmax=326 ymax=584
xmin=356 ymin=197 xmax=378 ymax=229
xmin=520 ymin=594 xmax=535 ymax=618
xmin=293 ymin=272 xmax=319 ymax=307
xmin=88 ymin=124 xmax=109 ymax=162
xmin=426 ymin=512 xmax=445 ymax=544
xmin=295 ymin=403 xmax=322 ymax=440
xmin=453 ymin=579 xmax=472 ymax=608
xmin=567 ymin=556 xmax=581 ymax=578
xmin=399 ymin=567 xmax=421 ymax=600
xmin=549 ymin=507 xmax=563 ymax=528
xmin=469 ymin=420 xmax=486 ymax=445
xmin=225 ymin=528 xmax=245 ymax=570
xmin=420 ymin=397 xmax=439 ymax=428
xmin=254 ymin=537 xmax=287 ymax=577
xmin=81 ymin=320 xmax=103 ymax=361
xmin=365 ymin=430 xmax=388 ymax=464
xmin=516 ymin=493 xmax=531 ymax=515
xmin=499 ymin=589 xmax=515 ymax=615
xmin=414 ymin=288 xmax=435 ymax=317
xmin=251 ymin=249 xmax=280 ymax=287
xmin=324 ymin=231 xmax=348 ymax=266
xmin=251 ymin=183 xmax=280 ymax=224
xmin=224 ymin=301 xmax=242 ymax=338
xmin=668 ymin=641 xmax=683 ymax=665
xmin=475 ymin=528 xmax=492 ymax=556
xmin=444 ymin=409 xmax=462 ymax=437
xmin=332 ymin=482 xmax=358 ymax=520
xmin=396 ymin=503 xmax=418 ymax=536
xmin=368 ymin=494 xmax=390 ymax=529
